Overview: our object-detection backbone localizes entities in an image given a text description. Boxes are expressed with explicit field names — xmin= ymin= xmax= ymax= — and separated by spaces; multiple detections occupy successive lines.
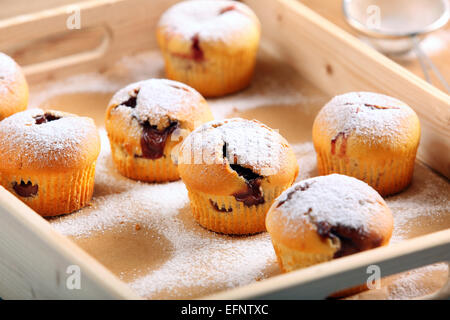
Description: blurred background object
xmin=300 ymin=0 xmax=450 ymax=93
xmin=343 ymin=0 xmax=450 ymax=92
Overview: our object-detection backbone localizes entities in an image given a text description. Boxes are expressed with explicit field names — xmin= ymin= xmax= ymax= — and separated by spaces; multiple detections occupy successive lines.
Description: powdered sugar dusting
xmin=181 ymin=118 xmax=286 ymax=175
xmin=386 ymin=263 xmax=448 ymax=299
xmin=0 ymin=108 xmax=97 ymax=168
xmin=158 ymin=0 xmax=258 ymax=42
xmin=0 ymin=52 xmax=20 ymax=94
xmin=51 ymin=130 xmax=277 ymax=298
xmin=318 ymin=92 xmax=417 ymax=144
xmin=276 ymin=174 xmax=387 ymax=233
xmin=36 ymin=49 xmax=449 ymax=299
xmin=109 ymin=79 xmax=203 ymax=126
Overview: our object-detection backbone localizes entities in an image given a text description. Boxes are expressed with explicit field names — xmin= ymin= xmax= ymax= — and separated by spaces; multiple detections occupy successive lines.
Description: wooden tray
xmin=0 ymin=0 xmax=449 ymax=299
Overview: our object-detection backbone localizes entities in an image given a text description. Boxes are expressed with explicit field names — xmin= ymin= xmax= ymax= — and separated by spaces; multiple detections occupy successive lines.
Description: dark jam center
xmin=119 ymin=89 xmax=139 ymax=108
xmin=276 ymin=182 xmax=314 ymax=208
xmin=122 ymin=96 xmax=137 ymax=108
xmin=209 ymin=199 xmax=233 ymax=213
xmin=140 ymin=121 xmax=178 ymax=159
xmin=191 ymin=34 xmax=204 ymax=61
xmin=316 ymin=221 xmax=382 ymax=258
xmin=12 ymin=181 xmax=38 ymax=198
xmin=34 ymin=113 xmax=61 ymax=125
xmin=230 ymin=164 xmax=265 ymax=207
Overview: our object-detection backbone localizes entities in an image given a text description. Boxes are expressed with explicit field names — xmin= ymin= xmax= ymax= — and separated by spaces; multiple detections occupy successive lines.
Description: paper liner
xmin=109 ymin=137 xmax=180 ymax=182
xmin=160 ymin=49 xmax=257 ymax=97
xmin=316 ymin=147 xmax=417 ymax=196
xmin=1 ymin=162 xmax=96 ymax=216
xmin=187 ymin=184 xmax=291 ymax=235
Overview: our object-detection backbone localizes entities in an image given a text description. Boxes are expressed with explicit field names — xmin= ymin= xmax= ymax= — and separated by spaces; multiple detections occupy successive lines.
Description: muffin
xmin=0 ymin=109 xmax=100 ymax=216
xmin=178 ymin=118 xmax=299 ymax=235
xmin=0 ymin=52 xmax=28 ymax=121
xmin=156 ymin=0 xmax=261 ymax=97
xmin=312 ymin=92 xmax=420 ymax=196
xmin=266 ymin=174 xmax=393 ymax=272
xmin=105 ymin=79 xmax=213 ymax=182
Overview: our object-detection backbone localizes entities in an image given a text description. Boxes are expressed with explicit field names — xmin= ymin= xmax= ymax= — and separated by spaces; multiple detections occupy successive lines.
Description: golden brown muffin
xmin=0 ymin=109 xmax=100 ymax=216
xmin=105 ymin=79 xmax=213 ymax=182
xmin=178 ymin=118 xmax=299 ymax=235
xmin=156 ymin=0 xmax=261 ymax=97
xmin=0 ymin=52 xmax=28 ymax=121
xmin=266 ymin=174 xmax=393 ymax=296
xmin=312 ymin=92 xmax=420 ymax=196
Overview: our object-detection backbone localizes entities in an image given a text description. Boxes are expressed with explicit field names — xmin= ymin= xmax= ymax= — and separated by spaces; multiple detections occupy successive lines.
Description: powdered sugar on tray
xmin=40 ymin=49 xmax=449 ymax=300
xmin=317 ymin=92 xmax=417 ymax=145
xmin=51 ymin=130 xmax=277 ymax=298
xmin=386 ymin=263 xmax=449 ymax=299
xmin=158 ymin=0 xmax=258 ymax=43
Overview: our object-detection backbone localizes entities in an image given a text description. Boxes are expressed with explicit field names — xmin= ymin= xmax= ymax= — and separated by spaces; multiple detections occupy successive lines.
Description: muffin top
xmin=107 ymin=79 xmax=210 ymax=130
xmin=313 ymin=92 xmax=420 ymax=146
xmin=0 ymin=109 xmax=100 ymax=171
xmin=157 ymin=0 xmax=260 ymax=43
xmin=267 ymin=174 xmax=393 ymax=256
xmin=180 ymin=118 xmax=291 ymax=175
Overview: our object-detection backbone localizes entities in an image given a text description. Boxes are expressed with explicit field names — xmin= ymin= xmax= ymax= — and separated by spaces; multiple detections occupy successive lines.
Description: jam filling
xmin=331 ymin=132 xmax=347 ymax=157
xmin=12 ymin=181 xmax=38 ymax=198
xmin=119 ymin=89 xmax=139 ymax=108
xmin=230 ymin=164 xmax=265 ymax=207
xmin=276 ymin=182 xmax=314 ymax=208
xmin=171 ymin=35 xmax=204 ymax=61
xmin=222 ymin=143 xmax=265 ymax=207
xmin=315 ymin=221 xmax=383 ymax=258
xmin=34 ymin=113 xmax=61 ymax=125
xmin=209 ymin=199 xmax=233 ymax=213
xmin=139 ymin=121 xmax=179 ymax=159
xmin=191 ymin=34 xmax=204 ymax=62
